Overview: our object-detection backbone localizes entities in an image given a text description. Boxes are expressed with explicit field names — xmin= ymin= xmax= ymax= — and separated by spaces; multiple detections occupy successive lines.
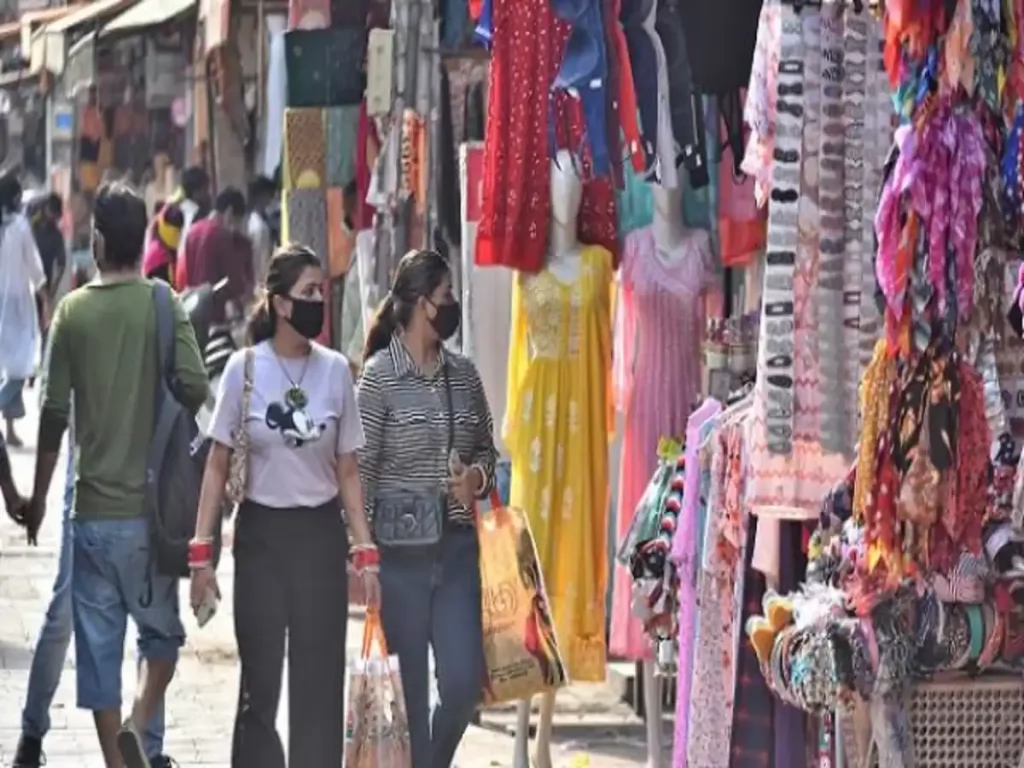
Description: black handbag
xmin=372 ymin=362 xmax=455 ymax=547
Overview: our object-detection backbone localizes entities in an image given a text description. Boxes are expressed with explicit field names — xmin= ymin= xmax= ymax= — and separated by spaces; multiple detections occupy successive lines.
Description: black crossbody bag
xmin=372 ymin=362 xmax=455 ymax=547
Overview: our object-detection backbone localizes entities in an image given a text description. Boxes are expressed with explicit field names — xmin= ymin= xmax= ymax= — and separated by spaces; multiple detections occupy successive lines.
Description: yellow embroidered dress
xmin=503 ymin=244 xmax=614 ymax=682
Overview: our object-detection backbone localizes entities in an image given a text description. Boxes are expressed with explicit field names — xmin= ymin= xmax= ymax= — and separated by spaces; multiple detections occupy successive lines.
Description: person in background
xmin=176 ymin=187 xmax=253 ymax=322
xmin=358 ymin=248 xmax=498 ymax=768
xmin=142 ymin=203 xmax=184 ymax=285
xmin=27 ymin=193 xmax=66 ymax=356
xmin=174 ymin=166 xmax=211 ymax=257
xmin=24 ymin=181 xmax=208 ymax=768
xmin=246 ymin=176 xmax=276 ymax=287
xmin=0 ymin=174 xmax=48 ymax=447
xmin=191 ymin=244 xmax=378 ymax=767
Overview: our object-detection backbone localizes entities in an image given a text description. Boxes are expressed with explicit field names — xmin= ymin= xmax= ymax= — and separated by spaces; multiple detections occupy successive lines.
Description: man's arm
xmin=31 ymin=299 xmax=71 ymax=539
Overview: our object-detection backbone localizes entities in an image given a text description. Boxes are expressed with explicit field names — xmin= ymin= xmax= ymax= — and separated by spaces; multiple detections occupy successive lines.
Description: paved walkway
xmin=0 ymin=405 xmax=670 ymax=767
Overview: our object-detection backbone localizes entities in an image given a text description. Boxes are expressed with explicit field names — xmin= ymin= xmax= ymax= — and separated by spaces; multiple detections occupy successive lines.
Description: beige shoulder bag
xmin=225 ymin=348 xmax=255 ymax=506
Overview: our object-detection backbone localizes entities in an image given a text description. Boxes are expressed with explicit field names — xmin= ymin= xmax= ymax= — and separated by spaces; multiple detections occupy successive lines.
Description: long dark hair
xmin=363 ymin=249 xmax=450 ymax=363
xmin=246 ymin=243 xmax=321 ymax=345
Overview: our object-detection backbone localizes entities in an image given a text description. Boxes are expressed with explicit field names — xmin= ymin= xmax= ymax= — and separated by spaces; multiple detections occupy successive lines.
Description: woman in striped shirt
xmin=358 ymin=248 xmax=498 ymax=768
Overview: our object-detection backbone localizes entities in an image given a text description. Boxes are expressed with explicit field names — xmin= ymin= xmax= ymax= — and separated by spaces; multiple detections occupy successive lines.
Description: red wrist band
xmin=188 ymin=539 xmax=214 ymax=566
xmin=353 ymin=548 xmax=380 ymax=571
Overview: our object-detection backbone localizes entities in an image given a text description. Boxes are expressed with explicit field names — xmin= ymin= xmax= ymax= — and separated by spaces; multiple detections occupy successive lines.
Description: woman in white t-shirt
xmin=190 ymin=244 xmax=378 ymax=767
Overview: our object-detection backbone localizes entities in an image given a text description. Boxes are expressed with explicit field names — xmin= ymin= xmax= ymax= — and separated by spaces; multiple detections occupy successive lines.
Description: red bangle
xmin=188 ymin=539 xmax=214 ymax=567
xmin=353 ymin=547 xmax=380 ymax=571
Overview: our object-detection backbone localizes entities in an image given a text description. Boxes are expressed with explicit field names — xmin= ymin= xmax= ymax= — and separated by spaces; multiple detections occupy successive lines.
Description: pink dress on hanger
xmin=609 ymin=225 xmax=712 ymax=660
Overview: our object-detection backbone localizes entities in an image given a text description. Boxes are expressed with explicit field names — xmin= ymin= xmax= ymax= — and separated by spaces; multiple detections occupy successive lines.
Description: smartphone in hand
xmin=196 ymin=586 xmax=219 ymax=628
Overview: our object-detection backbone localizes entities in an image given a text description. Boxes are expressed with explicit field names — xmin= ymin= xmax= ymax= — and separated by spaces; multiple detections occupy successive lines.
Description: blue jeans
xmin=379 ymin=530 xmax=484 ymax=768
xmin=21 ymin=453 xmax=167 ymax=757
xmin=72 ymin=517 xmax=185 ymax=712
xmin=0 ymin=375 xmax=25 ymax=420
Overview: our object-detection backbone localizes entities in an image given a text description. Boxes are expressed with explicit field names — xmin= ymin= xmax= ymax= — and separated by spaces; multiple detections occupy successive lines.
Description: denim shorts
xmin=72 ymin=517 xmax=185 ymax=711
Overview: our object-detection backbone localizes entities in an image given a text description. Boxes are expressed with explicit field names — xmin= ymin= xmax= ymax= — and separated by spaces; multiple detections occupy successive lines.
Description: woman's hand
xmin=190 ymin=565 xmax=220 ymax=614
xmin=447 ymin=462 xmax=483 ymax=508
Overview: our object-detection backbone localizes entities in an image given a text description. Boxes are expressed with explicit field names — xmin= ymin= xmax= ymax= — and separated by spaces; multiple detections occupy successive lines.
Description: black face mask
xmin=287 ymin=298 xmax=324 ymax=339
xmin=429 ymin=300 xmax=461 ymax=341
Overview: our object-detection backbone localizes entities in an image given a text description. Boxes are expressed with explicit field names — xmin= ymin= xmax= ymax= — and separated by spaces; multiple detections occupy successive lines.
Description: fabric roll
xmin=285 ymin=28 xmax=366 ymax=108
xmin=284 ymin=108 xmax=326 ymax=189
xmin=324 ymin=106 xmax=360 ymax=187
xmin=284 ymin=189 xmax=330 ymax=269
xmin=289 ymin=0 xmax=330 ymax=29
xmin=325 ymin=187 xmax=353 ymax=278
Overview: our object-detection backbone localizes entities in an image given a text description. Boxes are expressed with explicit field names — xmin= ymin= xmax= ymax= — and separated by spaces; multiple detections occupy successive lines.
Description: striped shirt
xmin=356 ymin=335 xmax=498 ymax=527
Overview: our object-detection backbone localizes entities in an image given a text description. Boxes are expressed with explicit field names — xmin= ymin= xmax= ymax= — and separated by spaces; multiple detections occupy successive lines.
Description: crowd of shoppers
xmin=0 ymin=164 xmax=499 ymax=768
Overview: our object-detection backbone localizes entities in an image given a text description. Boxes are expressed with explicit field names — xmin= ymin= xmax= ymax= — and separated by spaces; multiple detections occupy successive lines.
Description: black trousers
xmin=231 ymin=500 xmax=349 ymax=768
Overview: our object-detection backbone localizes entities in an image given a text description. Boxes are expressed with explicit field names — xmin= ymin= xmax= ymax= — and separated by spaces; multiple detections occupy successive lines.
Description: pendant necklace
xmin=273 ymin=349 xmax=311 ymax=410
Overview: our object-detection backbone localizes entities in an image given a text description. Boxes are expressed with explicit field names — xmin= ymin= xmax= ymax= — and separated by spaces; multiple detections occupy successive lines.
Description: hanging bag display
xmin=478 ymin=490 xmax=568 ymax=704
xmin=344 ymin=610 xmax=412 ymax=768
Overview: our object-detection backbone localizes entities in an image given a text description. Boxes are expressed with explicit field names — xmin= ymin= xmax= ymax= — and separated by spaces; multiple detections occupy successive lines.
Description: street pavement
xmin=0 ymin=402 xmax=671 ymax=767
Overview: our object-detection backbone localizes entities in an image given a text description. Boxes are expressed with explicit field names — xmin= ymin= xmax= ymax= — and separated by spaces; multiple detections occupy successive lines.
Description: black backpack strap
xmin=152 ymin=281 xmax=176 ymax=379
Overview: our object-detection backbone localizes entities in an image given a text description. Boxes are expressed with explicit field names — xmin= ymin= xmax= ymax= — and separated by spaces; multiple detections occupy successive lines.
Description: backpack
xmin=146 ymin=281 xmax=218 ymax=578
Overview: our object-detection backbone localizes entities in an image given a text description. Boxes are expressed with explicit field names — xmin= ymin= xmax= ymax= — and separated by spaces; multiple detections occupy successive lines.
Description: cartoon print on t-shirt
xmin=266 ymin=401 xmax=326 ymax=448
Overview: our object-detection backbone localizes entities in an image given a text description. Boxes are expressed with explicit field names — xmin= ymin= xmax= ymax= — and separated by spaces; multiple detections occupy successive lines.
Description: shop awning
xmin=35 ymin=0 xmax=137 ymax=75
xmin=101 ymin=0 xmax=197 ymax=37
xmin=44 ymin=0 xmax=137 ymax=36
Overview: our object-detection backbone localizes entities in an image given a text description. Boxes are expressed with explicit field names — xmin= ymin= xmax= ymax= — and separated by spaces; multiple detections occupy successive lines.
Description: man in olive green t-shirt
xmin=27 ymin=182 xmax=208 ymax=768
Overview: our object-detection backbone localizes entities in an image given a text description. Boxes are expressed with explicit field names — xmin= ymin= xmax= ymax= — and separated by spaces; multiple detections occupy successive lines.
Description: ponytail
xmin=246 ymin=293 xmax=275 ymax=345
xmin=362 ymin=294 xmax=397 ymax=363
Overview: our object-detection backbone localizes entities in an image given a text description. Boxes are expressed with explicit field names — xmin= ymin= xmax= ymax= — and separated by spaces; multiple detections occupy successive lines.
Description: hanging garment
xmin=283 ymin=189 xmax=329 ymax=269
xmin=615 ymin=153 xmax=654 ymax=236
xmin=324 ymin=106 xmax=360 ymax=188
xmin=742 ymin=1 xmax=894 ymax=519
xmin=284 ymin=28 xmax=367 ymax=108
xmin=476 ymin=0 xmax=617 ymax=272
xmin=686 ymin=414 xmax=750 ymax=768
xmin=504 ymin=245 xmax=614 ymax=681
xmin=607 ymin=0 xmax=644 ymax=173
xmin=669 ymin=398 xmax=721 ymax=755
xmin=288 ymin=0 xmax=331 ymax=29
xmin=609 ymin=225 xmax=712 ymax=660
xmin=262 ymin=27 xmax=287 ymax=177
xmin=656 ymin=0 xmax=706 ymax=186
xmin=551 ymin=0 xmax=611 ymax=177
xmin=283 ymin=108 xmax=326 ymax=189
xmin=620 ymin=0 xmax=658 ymax=175
xmin=717 ymin=93 xmax=766 ymax=268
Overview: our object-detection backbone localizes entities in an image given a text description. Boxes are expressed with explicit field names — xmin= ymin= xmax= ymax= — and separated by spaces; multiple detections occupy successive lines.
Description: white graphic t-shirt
xmin=209 ymin=341 xmax=365 ymax=508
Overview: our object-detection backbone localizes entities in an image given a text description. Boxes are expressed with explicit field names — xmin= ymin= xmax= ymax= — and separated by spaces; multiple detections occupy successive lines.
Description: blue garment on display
xmin=616 ymin=149 xmax=654 ymax=236
xmin=551 ymin=0 xmax=611 ymax=177
xmin=683 ymin=96 xmax=719 ymax=247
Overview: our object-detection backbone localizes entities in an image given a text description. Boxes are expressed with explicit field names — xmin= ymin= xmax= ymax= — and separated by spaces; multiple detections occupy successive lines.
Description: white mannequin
xmin=512 ymin=148 xmax=583 ymax=768
xmin=651 ymin=184 xmax=693 ymax=260
xmin=547 ymin=148 xmax=584 ymax=281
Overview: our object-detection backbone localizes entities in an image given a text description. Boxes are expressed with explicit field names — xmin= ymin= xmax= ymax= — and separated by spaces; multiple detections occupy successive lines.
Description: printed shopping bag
xmin=478 ymin=491 xmax=567 ymax=705
xmin=344 ymin=611 xmax=411 ymax=768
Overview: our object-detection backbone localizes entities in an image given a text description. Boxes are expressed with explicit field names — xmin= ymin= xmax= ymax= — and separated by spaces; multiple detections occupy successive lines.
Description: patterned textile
xmin=773 ymin=521 xmax=809 ymax=768
xmin=284 ymin=189 xmax=329 ymax=268
xmin=729 ymin=517 xmax=774 ymax=768
xmin=284 ymin=108 xmax=326 ymax=189
xmin=288 ymin=0 xmax=330 ymax=29
xmin=285 ymin=28 xmax=367 ymax=108
xmin=741 ymin=1 xmax=895 ymax=519
xmin=325 ymin=106 xmax=360 ymax=187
